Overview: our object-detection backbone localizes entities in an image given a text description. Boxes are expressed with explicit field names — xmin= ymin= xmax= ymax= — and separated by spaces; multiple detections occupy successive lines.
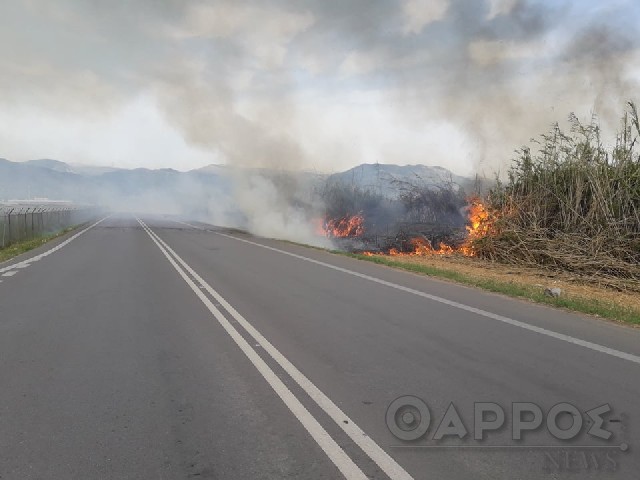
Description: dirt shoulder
xmin=343 ymin=252 xmax=640 ymax=326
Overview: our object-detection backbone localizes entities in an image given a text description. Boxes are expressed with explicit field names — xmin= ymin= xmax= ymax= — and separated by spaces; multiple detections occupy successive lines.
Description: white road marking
xmin=214 ymin=232 xmax=640 ymax=366
xmin=0 ymin=216 xmax=111 ymax=276
xmin=137 ymin=218 xmax=378 ymax=480
xmin=173 ymin=219 xmax=201 ymax=229
xmin=2 ymin=271 xmax=17 ymax=277
xmin=149 ymin=228 xmax=416 ymax=480
xmin=146 ymin=220 xmax=417 ymax=479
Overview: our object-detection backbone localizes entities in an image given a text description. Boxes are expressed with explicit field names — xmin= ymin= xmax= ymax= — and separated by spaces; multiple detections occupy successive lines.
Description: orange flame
xmin=362 ymin=199 xmax=492 ymax=257
xmin=460 ymin=200 xmax=491 ymax=256
xmin=320 ymin=213 xmax=365 ymax=238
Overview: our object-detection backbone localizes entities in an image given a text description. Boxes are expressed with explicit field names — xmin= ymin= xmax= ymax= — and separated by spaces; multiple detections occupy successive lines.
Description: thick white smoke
xmin=1 ymin=0 xmax=638 ymax=244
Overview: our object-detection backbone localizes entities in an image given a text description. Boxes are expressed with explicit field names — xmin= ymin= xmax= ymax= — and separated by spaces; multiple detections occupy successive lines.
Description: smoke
xmin=232 ymin=171 xmax=331 ymax=247
xmin=148 ymin=62 xmax=325 ymax=244
xmin=151 ymin=60 xmax=304 ymax=170
xmin=385 ymin=0 xmax=640 ymax=174
xmin=144 ymin=5 xmax=321 ymax=242
xmin=1 ymin=0 xmax=639 ymax=244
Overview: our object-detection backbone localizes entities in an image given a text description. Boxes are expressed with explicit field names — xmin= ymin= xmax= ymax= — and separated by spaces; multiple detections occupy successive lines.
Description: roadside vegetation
xmin=473 ymin=102 xmax=640 ymax=292
xmin=0 ymin=227 xmax=75 ymax=263
xmin=321 ymin=103 xmax=640 ymax=325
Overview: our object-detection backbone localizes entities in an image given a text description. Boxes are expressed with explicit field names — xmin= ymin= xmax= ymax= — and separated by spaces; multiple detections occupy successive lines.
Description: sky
xmin=0 ymin=0 xmax=638 ymax=176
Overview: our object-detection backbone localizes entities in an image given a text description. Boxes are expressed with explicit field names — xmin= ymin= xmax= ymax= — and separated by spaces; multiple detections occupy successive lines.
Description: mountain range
xmin=0 ymin=159 xmax=470 ymax=205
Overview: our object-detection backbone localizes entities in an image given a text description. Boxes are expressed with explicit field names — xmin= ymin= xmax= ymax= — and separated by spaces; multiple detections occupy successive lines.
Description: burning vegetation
xmin=318 ymin=103 xmax=640 ymax=291
xmin=316 ymin=173 xmax=474 ymax=252
xmin=320 ymin=213 xmax=365 ymax=238
xmin=380 ymin=199 xmax=492 ymax=257
xmin=345 ymin=198 xmax=490 ymax=257
xmin=316 ymin=173 xmax=493 ymax=258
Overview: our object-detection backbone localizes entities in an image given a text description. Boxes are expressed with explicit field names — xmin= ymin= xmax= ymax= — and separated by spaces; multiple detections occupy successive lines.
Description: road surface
xmin=0 ymin=214 xmax=638 ymax=479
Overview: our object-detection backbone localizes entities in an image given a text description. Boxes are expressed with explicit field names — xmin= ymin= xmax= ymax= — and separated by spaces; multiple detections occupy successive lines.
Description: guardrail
xmin=0 ymin=205 xmax=99 ymax=248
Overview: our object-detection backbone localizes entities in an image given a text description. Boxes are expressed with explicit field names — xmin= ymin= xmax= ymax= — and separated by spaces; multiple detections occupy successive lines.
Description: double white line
xmin=136 ymin=218 xmax=414 ymax=480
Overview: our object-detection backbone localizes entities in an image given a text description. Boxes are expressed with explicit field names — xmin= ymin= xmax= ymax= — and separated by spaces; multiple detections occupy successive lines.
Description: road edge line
xmin=213 ymin=232 xmax=640 ymax=366
xmin=0 ymin=215 xmax=112 ymax=274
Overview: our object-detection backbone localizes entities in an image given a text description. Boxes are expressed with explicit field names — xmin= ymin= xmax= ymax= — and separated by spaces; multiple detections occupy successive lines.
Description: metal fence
xmin=0 ymin=205 xmax=99 ymax=248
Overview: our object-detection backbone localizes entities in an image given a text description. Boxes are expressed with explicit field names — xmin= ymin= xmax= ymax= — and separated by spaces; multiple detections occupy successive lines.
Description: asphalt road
xmin=0 ymin=214 xmax=638 ymax=480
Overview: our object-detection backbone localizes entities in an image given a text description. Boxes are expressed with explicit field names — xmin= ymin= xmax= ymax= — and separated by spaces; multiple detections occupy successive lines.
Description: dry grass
xmin=394 ymin=254 xmax=640 ymax=308
xmin=475 ymin=102 xmax=640 ymax=288
xmin=352 ymin=252 xmax=640 ymax=325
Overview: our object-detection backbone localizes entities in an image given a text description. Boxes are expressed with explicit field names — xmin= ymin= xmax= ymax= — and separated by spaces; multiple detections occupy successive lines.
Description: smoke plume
xmin=0 ymin=0 xmax=638 ymax=243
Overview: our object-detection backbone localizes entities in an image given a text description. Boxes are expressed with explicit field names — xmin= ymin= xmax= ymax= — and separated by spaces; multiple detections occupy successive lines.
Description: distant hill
xmin=69 ymin=163 xmax=125 ymax=176
xmin=327 ymin=163 xmax=470 ymax=198
xmin=23 ymin=159 xmax=76 ymax=174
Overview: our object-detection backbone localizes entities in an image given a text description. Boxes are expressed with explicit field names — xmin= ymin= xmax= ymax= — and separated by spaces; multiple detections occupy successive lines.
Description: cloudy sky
xmin=1 ymin=0 xmax=638 ymax=175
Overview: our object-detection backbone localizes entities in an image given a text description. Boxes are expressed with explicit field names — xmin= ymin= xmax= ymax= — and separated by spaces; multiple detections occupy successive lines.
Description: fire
xmin=465 ymin=200 xmax=491 ymax=239
xmin=361 ymin=198 xmax=492 ymax=257
xmin=319 ymin=199 xmax=493 ymax=257
xmin=460 ymin=199 xmax=491 ymax=256
xmin=389 ymin=237 xmax=456 ymax=257
xmin=436 ymin=242 xmax=455 ymax=255
xmin=320 ymin=213 xmax=365 ymax=238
